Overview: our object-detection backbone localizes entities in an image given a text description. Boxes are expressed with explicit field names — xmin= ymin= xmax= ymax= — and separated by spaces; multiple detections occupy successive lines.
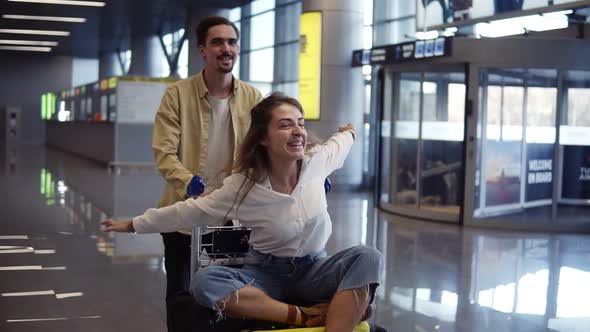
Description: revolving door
xmin=377 ymin=37 xmax=590 ymax=231
xmin=379 ymin=68 xmax=466 ymax=223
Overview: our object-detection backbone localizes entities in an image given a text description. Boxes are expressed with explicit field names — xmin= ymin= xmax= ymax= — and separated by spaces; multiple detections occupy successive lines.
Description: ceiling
xmin=0 ymin=0 xmax=250 ymax=57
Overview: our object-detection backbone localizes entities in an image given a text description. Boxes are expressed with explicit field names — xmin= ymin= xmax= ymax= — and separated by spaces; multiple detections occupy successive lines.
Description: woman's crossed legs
xmin=190 ymin=245 xmax=383 ymax=332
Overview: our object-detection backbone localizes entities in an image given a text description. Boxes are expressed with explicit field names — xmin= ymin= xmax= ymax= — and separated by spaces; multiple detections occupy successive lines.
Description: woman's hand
xmin=338 ymin=123 xmax=355 ymax=133
xmin=338 ymin=123 xmax=355 ymax=140
xmin=101 ymin=219 xmax=135 ymax=233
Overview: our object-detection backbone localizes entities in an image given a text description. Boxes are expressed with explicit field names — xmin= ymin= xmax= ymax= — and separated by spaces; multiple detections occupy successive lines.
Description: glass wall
xmin=382 ymin=70 xmax=466 ymax=220
xmin=474 ymin=68 xmax=590 ymax=229
xmin=558 ymin=70 xmax=590 ymax=225
xmin=561 ymin=70 xmax=590 ymax=202
xmin=476 ymin=68 xmax=557 ymax=215
xmin=231 ymin=0 xmax=380 ymax=99
xmin=229 ymin=0 xmax=273 ymax=94
xmin=391 ymin=72 xmax=420 ymax=208
xmin=248 ymin=0 xmax=275 ymax=88
xmin=160 ymin=29 xmax=188 ymax=78
xmin=227 ymin=0 xmax=302 ymax=97
xmin=177 ymin=38 xmax=189 ymax=79
xmin=478 ymin=70 xmax=528 ymax=211
xmin=372 ymin=0 xmax=416 ymax=47
xmin=420 ymin=73 xmax=465 ymax=213
xmin=271 ymin=0 xmax=301 ymax=98
xmin=229 ymin=6 xmax=241 ymax=79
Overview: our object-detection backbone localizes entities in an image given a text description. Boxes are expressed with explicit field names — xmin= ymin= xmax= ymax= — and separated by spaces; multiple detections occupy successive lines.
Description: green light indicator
xmin=45 ymin=171 xmax=52 ymax=198
xmin=41 ymin=94 xmax=47 ymax=120
xmin=41 ymin=168 xmax=46 ymax=194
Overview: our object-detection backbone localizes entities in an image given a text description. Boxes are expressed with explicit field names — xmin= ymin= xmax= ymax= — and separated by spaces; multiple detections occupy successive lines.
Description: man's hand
xmin=186 ymin=175 xmax=206 ymax=198
xmin=324 ymin=178 xmax=332 ymax=193
xmin=101 ymin=219 xmax=135 ymax=233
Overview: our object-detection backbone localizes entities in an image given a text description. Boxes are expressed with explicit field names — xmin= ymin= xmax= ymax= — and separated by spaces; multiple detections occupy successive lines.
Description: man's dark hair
xmin=196 ymin=16 xmax=240 ymax=47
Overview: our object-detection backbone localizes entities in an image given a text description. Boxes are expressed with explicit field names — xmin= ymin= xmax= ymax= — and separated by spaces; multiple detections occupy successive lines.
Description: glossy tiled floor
xmin=1 ymin=144 xmax=589 ymax=332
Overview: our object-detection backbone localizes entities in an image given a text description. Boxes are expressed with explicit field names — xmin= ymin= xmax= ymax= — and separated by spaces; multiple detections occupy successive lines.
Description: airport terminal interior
xmin=1 ymin=0 xmax=590 ymax=331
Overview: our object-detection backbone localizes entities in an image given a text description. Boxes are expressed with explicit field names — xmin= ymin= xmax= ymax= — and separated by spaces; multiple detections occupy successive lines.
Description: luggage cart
xmin=189 ymin=223 xmax=301 ymax=331
xmin=187 ymin=224 xmax=383 ymax=332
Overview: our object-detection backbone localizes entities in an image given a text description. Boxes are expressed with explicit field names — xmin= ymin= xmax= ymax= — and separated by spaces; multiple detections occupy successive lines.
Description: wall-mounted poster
xmin=299 ymin=11 xmax=322 ymax=120
xmin=484 ymin=140 xmax=522 ymax=206
xmin=562 ymin=145 xmax=590 ymax=200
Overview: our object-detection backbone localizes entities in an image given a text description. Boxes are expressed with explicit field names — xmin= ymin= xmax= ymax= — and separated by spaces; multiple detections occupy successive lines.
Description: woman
xmin=102 ymin=92 xmax=383 ymax=332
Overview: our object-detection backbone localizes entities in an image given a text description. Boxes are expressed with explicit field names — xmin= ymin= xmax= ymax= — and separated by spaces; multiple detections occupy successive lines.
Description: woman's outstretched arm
xmin=316 ymin=123 xmax=356 ymax=175
xmin=101 ymin=218 xmax=135 ymax=233
xmin=101 ymin=174 xmax=244 ymax=234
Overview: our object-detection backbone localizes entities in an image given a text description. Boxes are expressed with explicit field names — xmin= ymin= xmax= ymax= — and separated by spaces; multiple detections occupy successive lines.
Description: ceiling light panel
xmin=7 ymin=0 xmax=105 ymax=6
xmin=0 ymin=39 xmax=58 ymax=46
xmin=2 ymin=14 xmax=86 ymax=23
xmin=0 ymin=45 xmax=52 ymax=52
xmin=0 ymin=29 xmax=70 ymax=36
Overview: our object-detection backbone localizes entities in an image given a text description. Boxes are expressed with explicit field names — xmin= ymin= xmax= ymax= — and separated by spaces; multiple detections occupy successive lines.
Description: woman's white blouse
xmin=133 ymin=130 xmax=355 ymax=257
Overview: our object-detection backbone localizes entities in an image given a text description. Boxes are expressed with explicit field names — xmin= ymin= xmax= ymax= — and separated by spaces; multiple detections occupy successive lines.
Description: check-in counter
xmin=43 ymin=77 xmax=174 ymax=166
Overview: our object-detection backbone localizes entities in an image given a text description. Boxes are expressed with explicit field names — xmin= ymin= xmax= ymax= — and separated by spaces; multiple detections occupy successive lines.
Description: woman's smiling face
xmin=261 ymin=103 xmax=307 ymax=163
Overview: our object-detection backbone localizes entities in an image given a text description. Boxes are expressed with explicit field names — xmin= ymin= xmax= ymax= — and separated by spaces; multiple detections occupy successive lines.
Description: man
xmin=152 ymin=16 xmax=262 ymax=331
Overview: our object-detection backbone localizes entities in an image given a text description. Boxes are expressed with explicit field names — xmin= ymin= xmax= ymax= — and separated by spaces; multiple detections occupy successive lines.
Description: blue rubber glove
xmin=187 ymin=175 xmax=205 ymax=197
xmin=324 ymin=177 xmax=331 ymax=193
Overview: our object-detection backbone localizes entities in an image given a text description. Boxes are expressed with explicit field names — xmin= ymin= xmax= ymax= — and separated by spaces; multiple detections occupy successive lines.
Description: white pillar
xmin=127 ymin=35 xmax=164 ymax=77
xmin=302 ymin=0 xmax=365 ymax=187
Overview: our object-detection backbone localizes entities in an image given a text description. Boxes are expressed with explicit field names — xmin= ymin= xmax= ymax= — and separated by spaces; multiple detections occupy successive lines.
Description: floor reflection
xmin=39 ymin=161 xmax=165 ymax=264
xmin=373 ymin=214 xmax=590 ymax=332
xmin=1 ymin=144 xmax=589 ymax=332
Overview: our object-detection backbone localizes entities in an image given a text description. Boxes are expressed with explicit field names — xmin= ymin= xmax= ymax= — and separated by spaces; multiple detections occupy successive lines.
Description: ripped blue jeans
xmin=189 ymin=245 xmax=383 ymax=319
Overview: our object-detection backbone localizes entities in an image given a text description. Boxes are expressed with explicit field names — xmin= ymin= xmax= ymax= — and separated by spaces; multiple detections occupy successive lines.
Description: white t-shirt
xmin=203 ymin=96 xmax=234 ymax=192
xmin=133 ymin=131 xmax=355 ymax=257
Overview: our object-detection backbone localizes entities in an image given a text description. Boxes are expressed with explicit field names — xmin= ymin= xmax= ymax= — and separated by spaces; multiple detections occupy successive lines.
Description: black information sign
xmin=562 ymin=145 xmax=590 ymax=200
xmin=351 ymin=37 xmax=452 ymax=67
xmin=351 ymin=46 xmax=392 ymax=67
